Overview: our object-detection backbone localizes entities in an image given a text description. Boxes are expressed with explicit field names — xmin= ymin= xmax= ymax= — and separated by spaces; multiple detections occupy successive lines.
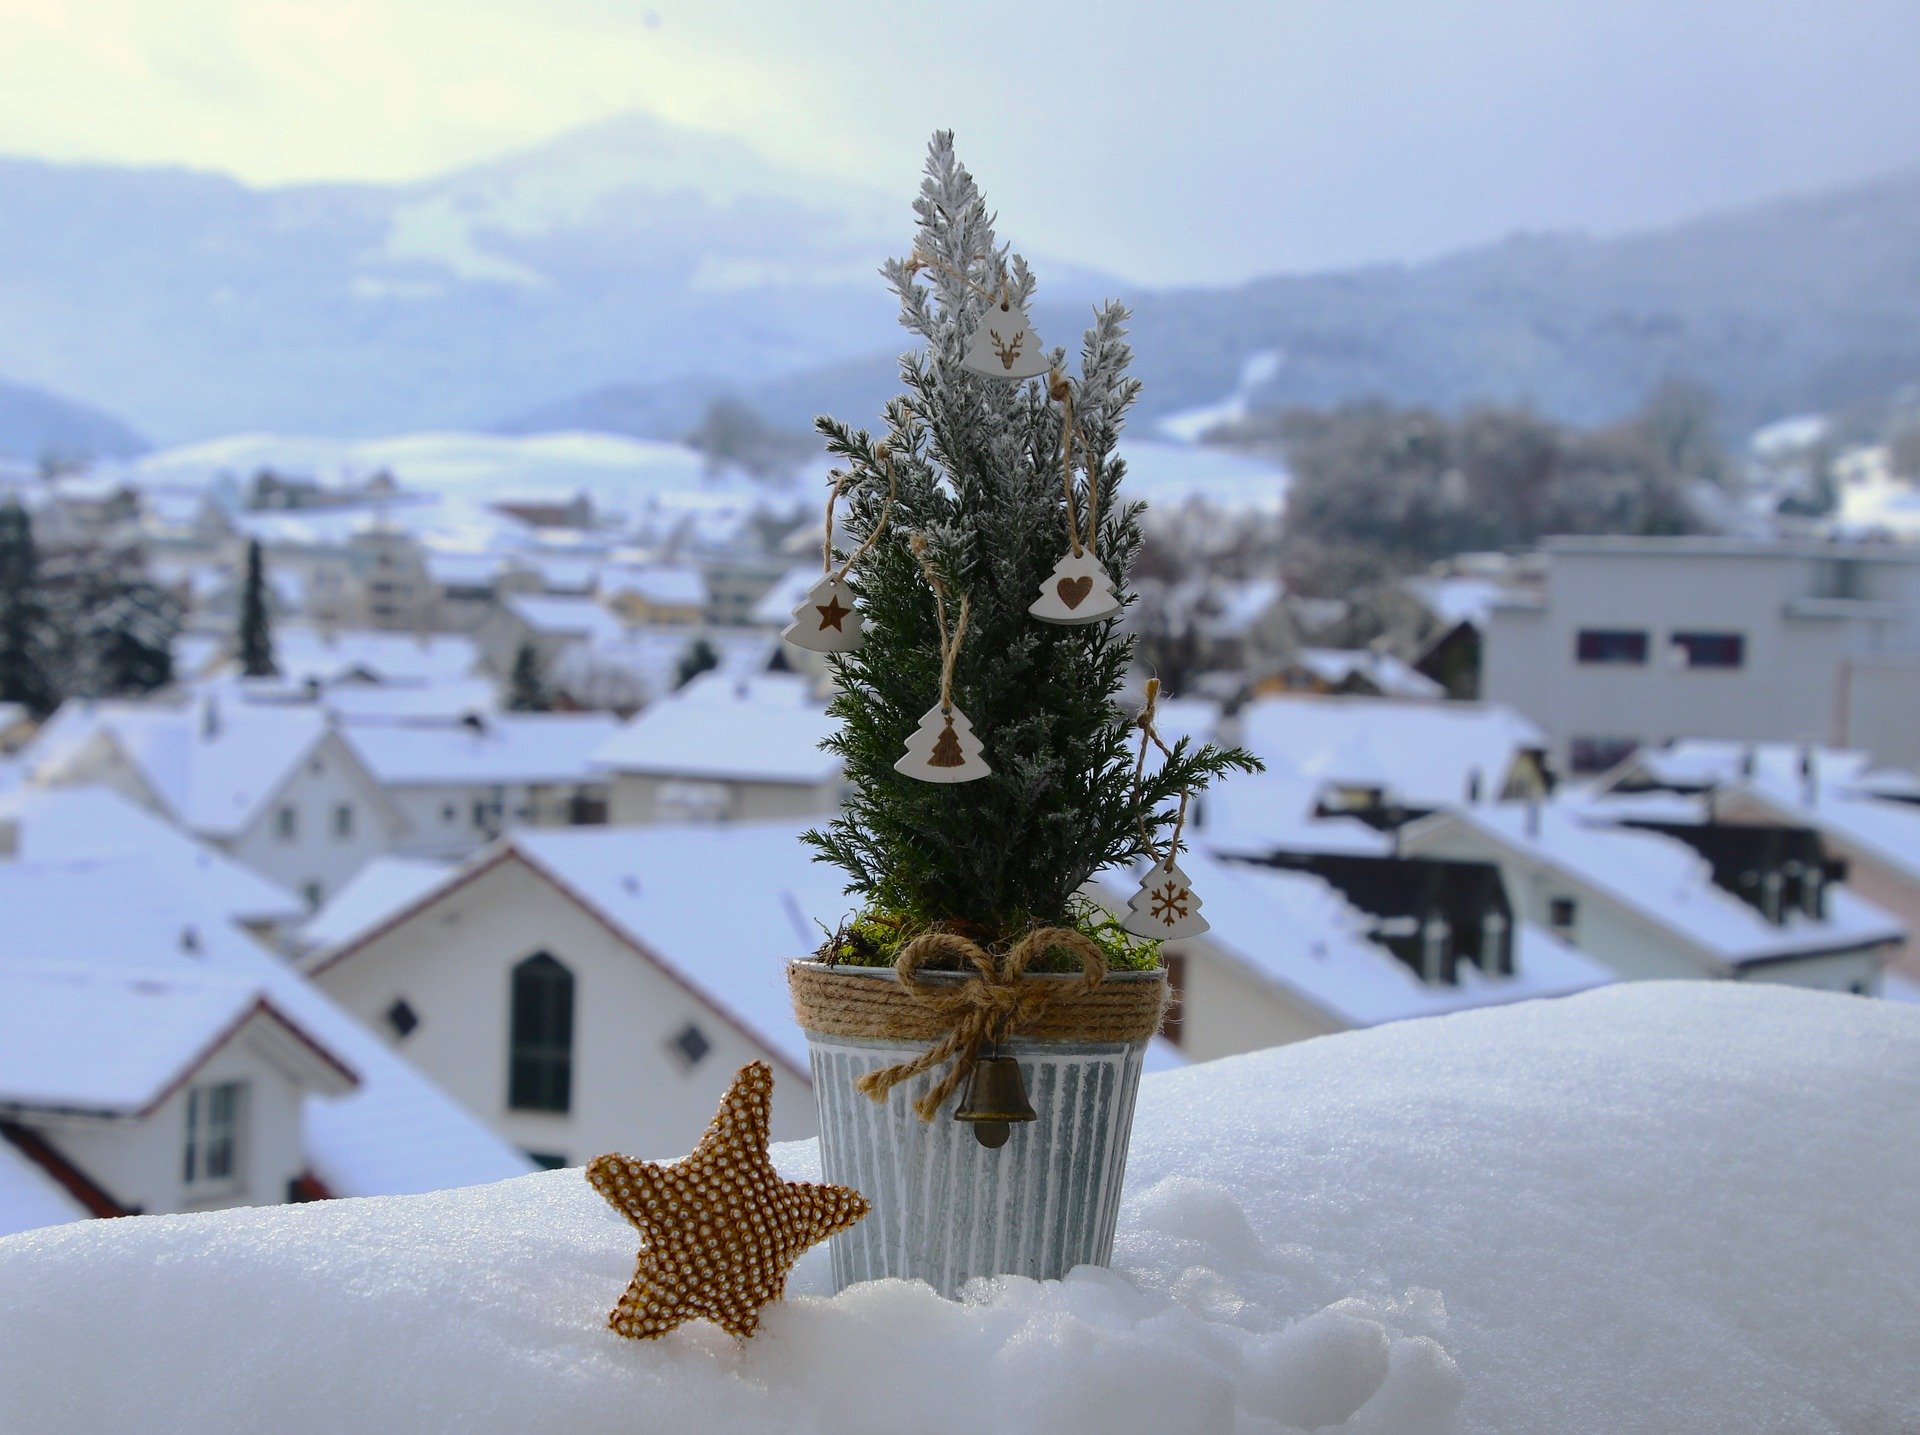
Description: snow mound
xmin=3 ymin=984 xmax=1917 ymax=1434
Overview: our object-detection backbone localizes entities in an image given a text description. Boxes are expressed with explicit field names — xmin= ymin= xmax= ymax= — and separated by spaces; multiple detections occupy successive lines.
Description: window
xmin=525 ymin=1150 xmax=569 ymax=1171
xmin=509 ymin=952 xmax=574 ymax=1112
xmin=1671 ymin=631 xmax=1745 ymax=669
xmin=385 ymin=998 xmax=420 ymax=1039
xmin=1575 ymin=629 xmax=1649 ymax=665
xmin=183 ymin=1081 xmax=245 ymax=1190
xmin=333 ymin=803 xmax=355 ymax=839
xmin=301 ymin=881 xmax=323 ymax=910
xmin=442 ymin=803 xmax=457 ymax=824
xmin=1549 ymin=897 xmax=1578 ymax=935
xmin=667 ymin=1021 xmax=712 ymax=1070
xmin=275 ymin=805 xmax=298 ymax=840
xmin=1569 ymin=737 xmax=1639 ymax=774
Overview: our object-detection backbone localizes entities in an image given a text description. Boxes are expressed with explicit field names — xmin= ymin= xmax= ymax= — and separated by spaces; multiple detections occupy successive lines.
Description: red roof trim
xmin=137 ymin=996 xmax=360 ymax=1118
xmin=0 ymin=1119 xmax=132 ymax=1219
xmin=305 ymin=842 xmax=519 ymax=979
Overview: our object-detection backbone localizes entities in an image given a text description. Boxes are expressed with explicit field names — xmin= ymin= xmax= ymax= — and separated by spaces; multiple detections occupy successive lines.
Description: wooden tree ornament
xmin=1121 ymin=680 xmax=1209 ymax=938
xmin=1030 ymin=372 xmax=1122 ymax=626
xmin=894 ymin=541 xmax=991 ymax=784
xmin=783 ymin=449 xmax=896 ymax=654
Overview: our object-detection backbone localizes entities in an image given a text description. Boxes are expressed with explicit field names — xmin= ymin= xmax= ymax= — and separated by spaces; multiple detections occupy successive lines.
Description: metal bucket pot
xmin=793 ymin=961 xmax=1160 ymax=1297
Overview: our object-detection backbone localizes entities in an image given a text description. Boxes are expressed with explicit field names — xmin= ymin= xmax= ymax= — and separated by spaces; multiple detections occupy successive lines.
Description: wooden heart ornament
xmin=1030 ymin=549 xmax=1120 ymax=626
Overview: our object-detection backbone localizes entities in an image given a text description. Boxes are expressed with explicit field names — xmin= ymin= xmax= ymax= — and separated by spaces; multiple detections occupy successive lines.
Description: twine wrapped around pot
xmin=788 ymin=929 xmax=1168 ymax=1120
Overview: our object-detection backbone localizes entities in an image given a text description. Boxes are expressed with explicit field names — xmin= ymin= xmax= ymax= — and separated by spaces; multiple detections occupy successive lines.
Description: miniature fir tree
xmin=507 ymin=641 xmax=552 ymax=711
xmin=237 ymin=538 xmax=277 ymax=678
xmin=804 ymin=135 xmax=1258 ymax=949
xmin=0 ymin=498 xmax=58 ymax=716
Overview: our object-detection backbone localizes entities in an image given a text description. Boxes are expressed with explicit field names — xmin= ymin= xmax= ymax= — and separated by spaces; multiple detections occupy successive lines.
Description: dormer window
xmin=183 ymin=1081 xmax=246 ymax=1193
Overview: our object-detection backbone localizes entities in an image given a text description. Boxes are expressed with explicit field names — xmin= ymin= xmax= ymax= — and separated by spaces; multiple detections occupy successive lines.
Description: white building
xmin=341 ymin=713 xmax=622 ymax=858
xmin=593 ymin=672 xmax=842 ymax=824
xmin=1400 ymin=800 xmax=1904 ymax=992
xmin=0 ymin=968 xmax=357 ymax=1219
xmin=0 ymin=805 xmax=531 ymax=1238
xmin=1482 ymin=536 xmax=1920 ymax=773
xmin=1100 ymin=847 xmax=1610 ymax=1062
xmin=303 ymin=823 xmax=841 ymax=1169
xmin=23 ymin=696 xmax=407 ymax=909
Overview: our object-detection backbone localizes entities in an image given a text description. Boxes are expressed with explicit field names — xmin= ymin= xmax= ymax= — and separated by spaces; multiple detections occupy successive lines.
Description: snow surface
xmin=343 ymin=712 xmax=624 ymax=787
xmin=593 ymin=672 xmax=839 ymax=784
xmin=299 ymin=856 xmax=458 ymax=953
xmin=2 ymin=984 xmax=1913 ymax=1434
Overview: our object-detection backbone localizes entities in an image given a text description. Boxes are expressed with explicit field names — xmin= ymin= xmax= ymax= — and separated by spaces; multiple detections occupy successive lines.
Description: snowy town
xmin=4 ymin=8 xmax=1920 ymax=1435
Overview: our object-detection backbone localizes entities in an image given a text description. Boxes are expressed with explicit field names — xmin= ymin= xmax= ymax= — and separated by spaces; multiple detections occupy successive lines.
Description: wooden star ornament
xmin=586 ymin=1061 xmax=869 ymax=1340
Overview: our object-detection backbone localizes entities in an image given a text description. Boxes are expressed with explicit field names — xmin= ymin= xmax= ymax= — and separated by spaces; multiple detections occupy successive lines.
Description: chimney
xmin=201 ymin=694 xmax=221 ymax=741
xmin=1465 ymin=767 xmax=1482 ymax=806
xmin=0 ymin=817 xmax=17 ymax=859
xmin=1800 ymin=744 xmax=1818 ymax=807
xmin=1525 ymin=792 xmax=1542 ymax=840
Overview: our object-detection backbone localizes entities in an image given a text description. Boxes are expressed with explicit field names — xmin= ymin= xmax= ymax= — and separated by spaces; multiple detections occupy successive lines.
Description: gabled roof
xmin=298 ymin=856 xmax=457 ymax=953
xmin=502 ymin=594 xmax=629 ymax=645
xmin=1099 ymin=847 xmax=1609 ymax=1029
xmin=0 ymin=1131 xmax=91 ymax=1237
xmin=343 ymin=713 xmax=623 ymax=787
xmin=592 ymin=672 xmax=838 ymax=784
xmin=600 ymin=564 xmax=707 ymax=607
xmin=1598 ymin=739 xmax=1878 ymax=797
xmin=0 ymin=784 xmax=305 ymax=925
xmin=1234 ymin=694 xmax=1544 ymax=810
xmin=0 ymin=855 xmax=532 ymax=1198
xmin=310 ymin=822 xmax=855 ymax=1076
xmin=238 ymin=627 xmax=483 ymax=687
xmin=27 ymin=698 xmax=335 ymax=839
xmin=1285 ymin=649 xmax=1445 ymax=700
xmin=1404 ymin=803 xmax=1906 ymax=967
xmin=0 ymin=967 xmax=356 ymax=1118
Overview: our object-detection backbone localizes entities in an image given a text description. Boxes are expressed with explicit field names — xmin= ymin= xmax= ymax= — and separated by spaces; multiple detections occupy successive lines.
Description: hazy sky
xmin=3 ymin=0 xmax=1919 ymax=283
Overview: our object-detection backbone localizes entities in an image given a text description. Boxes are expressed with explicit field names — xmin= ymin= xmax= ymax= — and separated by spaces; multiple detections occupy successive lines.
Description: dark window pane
xmin=669 ymin=1022 xmax=712 ymax=1069
xmin=509 ymin=952 xmax=574 ymax=1112
xmin=1575 ymin=629 xmax=1649 ymax=664
xmin=1672 ymin=631 xmax=1744 ymax=669
xmin=385 ymin=998 xmax=420 ymax=1039
xmin=1569 ymin=737 xmax=1638 ymax=774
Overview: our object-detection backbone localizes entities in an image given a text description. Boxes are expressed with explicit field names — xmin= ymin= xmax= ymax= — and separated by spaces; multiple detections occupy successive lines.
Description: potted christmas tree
xmin=785 ymin=134 xmax=1258 ymax=1297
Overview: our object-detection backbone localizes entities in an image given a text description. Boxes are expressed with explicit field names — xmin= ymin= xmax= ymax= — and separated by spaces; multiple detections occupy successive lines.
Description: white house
xmin=0 ymin=814 xmax=532 ymax=1238
xmin=478 ymin=593 xmax=630 ymax=676
xmin=1481 ymin=536 xmax=1920 ymax=773
xmin=0 ymin=967 xmax=358 ymax=1220
xmin=1400 ymin=800 xmax=1905 ymax=992
xmin=1097 ymin=847 xmax=1610 ymax=1062
xmin=23 ymin=697 xmax=407 ymax=910
xmin=303 ymin=823 xmax=842 ymax=1169
xmin=593 ymin=672 xmax=842 ymax=824
xmin=341 ymin=712 xmax=622 ymax=858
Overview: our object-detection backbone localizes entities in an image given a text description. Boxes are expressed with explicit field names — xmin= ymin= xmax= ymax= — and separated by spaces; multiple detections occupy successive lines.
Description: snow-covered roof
xmin=258 ymin=628 xmax=482 ymax=687
xmin=1197 ymin=768 xmax=1397 ymax=859
xmin=593 ymin=672 xmax=839 ymax=785
xmin=0 ymin=855 xmax=532 ymax=1198
xmin=0 ymin=967 xmax=354 ymax=1117
xmin=502 ymin=594 xmax=630 ymax=645
xmin=312 ymin=822 xmax=851 ymax=1075
xmin=298 ymin=856 xmax=457 ymax=953
xmin=1287 ymin=649 xmax=1445 ymax=700
xmin=1105 ymin=848 xmax=1609 ymax=1029
xmin=600 ymin=564 xmax=707 ymax=608
xmin=1403 ymin=574 xmax=1509 ymax=629
xmin=12 ymin=984 xmax=1909 ymax=1432
xmin=344 ymin=713 xmax=623 ymax=788
xmin=1407 ymin=802 xmax=1906 ymax=967
xmin=0 ymin=1135 xmax=87 ymax=1238
xmin=1234 ymin=694 xmax=1544 ymax=810
xmin=0 ymin=785 xmax=305 ymax=925
xmin=26 ymin=698 xmax=335 ymax=840
xmin=1600 ymin=739 xmax=1878 ymax=796
xmin=1731 ymin=777 xmax=1920 ymax=887
xmin=319 ymin=678 xmax=500 ymax=725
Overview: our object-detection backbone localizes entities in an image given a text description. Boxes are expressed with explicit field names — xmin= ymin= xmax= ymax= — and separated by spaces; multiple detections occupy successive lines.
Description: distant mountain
xmin=7 ymin=114 xmax=1920 ymax=446
xmin=533 ymin=167 xmax=1920 ymax=442
xmin=0 ymin=115 xmax=930 ymax=444
xmin=0 ymin=378 xmax=147 ymax=463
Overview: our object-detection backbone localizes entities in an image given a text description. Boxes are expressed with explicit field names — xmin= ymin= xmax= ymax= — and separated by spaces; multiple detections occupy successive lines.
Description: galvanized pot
xmin=791 ymin=961 xmax=1161 ymax=1297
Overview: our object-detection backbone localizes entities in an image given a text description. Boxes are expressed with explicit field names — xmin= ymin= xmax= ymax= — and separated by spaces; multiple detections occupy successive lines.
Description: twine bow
xmin=853 ymin=927 xmax=1109 ymax=1120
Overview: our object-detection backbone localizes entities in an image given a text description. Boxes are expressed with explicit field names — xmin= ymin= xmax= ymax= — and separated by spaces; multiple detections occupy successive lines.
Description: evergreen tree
xmin=75 ymin=582 xmax=179 ymax=697
xmin=507 ymin=641 xmax=552 ymax=712
xmin=673 ymin=637 xmax=720 ymax=691
xmin=804 ymin=136 xmax=1257 ymax=945
xmin=237 ymin=538 xmax=277 ymax=677
xmin=0 ymin=498 xmax=58 ymax=716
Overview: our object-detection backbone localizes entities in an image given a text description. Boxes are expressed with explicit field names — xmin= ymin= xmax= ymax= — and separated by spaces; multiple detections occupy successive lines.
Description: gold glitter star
xmin=815 ymin=594 xmax=853 ymax=631
xmin=586 ymin=1061 xmax=868 ymax=1340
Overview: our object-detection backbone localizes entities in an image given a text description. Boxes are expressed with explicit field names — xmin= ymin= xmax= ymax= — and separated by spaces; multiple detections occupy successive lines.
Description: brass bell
xmin=954 ymin=1045 xmax=1036 ymax=1148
